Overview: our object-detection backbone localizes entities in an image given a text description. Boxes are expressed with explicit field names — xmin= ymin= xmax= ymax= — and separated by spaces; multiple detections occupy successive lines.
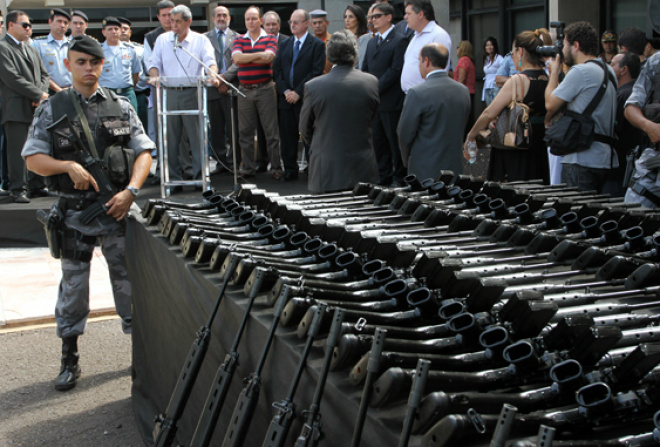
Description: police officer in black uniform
xmin=22 ymin=35 xmax=154 ymax=391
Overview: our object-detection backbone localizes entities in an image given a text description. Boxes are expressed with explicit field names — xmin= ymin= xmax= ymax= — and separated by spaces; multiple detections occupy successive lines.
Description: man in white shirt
xmin=148 ymin=4 xmax=218 ymax=188
xmin=400 ymin=0 xmax=451 ymax=94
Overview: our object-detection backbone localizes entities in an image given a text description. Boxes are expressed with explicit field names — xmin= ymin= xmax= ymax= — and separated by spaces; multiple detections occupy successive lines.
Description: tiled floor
xmin=0 ymin=247 xmax=116 ymax=328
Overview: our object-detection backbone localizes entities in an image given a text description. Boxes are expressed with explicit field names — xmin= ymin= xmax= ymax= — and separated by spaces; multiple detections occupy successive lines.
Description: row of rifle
xmin=143 ymin=172 xmax=660 ymax=447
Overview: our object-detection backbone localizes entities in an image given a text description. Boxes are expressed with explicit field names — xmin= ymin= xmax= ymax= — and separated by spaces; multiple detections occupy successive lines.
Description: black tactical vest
xmin=47 ymin=88 xmax=131 ymax=193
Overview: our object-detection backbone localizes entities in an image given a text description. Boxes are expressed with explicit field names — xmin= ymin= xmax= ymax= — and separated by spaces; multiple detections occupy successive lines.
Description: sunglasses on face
xmin=368 ymin=13 xmax=385 ymax=20
xmin=18 ymin=22 xmax=32 ymax=29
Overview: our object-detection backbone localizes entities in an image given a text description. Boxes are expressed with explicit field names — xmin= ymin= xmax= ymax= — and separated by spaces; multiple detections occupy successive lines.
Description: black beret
xmin=117 ymin=17 xmax=132 ymax=27
xmin=102 ymin=16 xmax=122 ymax=28
xmin=69 ymin=35 xmax=105 ymax=59
xmin=50 ymin=8 xmax=71 ymax=21
xmin=72 ymin=10 xmax=89 ymax=22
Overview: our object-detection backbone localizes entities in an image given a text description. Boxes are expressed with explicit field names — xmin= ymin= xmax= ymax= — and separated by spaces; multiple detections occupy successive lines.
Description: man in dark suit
xmin=398 ymin=43 xmax=469 ymax=179
xmin=300 ymin=30 xmax=380 ymax=193
xmin=273 ymin=9 xmax=325 ymax=182
xmin=0 ymin=10 xmax=49 ymax=203
xmin=362 ymin=3 xmax=408 ymax=187
xmin=206 ymin=5 xmax=238 ymax=173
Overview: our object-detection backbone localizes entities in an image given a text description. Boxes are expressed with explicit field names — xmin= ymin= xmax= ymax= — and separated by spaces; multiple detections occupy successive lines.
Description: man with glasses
xmin=362 ymin=3 xmax=408 ymax=187
xmin=205 ymin=5 xmax=239 ymax=174
xmin=273 ymin=9 xmax=325 ymax=182
xmin=148 ymin=4 xmax=219 ymax=191
xmin=0 ymin=10 xmax=49 ymax=203
xmin=34 ymin=8 xmax=72 ymax=95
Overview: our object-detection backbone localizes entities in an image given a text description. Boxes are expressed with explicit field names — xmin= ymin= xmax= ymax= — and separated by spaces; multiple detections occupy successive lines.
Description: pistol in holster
xmin=37 ymin=199 xmax=65 ymax=259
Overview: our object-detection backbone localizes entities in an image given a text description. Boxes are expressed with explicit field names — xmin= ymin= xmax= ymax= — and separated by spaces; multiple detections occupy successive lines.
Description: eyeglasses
xmin=287 ymin=19 xmax=306 ymax=25
xmin=18 ymin=22 xmax=32 ymax=29
xmin=367 ymin=13 xmax=385 ymax=20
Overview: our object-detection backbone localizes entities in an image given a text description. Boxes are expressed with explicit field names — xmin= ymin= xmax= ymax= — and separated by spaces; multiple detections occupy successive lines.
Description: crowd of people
xmin=1 ymin=1 xmax=660 ymax=202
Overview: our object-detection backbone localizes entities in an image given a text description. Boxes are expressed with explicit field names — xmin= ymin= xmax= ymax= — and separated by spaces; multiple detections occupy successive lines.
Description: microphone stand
xmin=173 ymin=34 xmax=246 ymax=194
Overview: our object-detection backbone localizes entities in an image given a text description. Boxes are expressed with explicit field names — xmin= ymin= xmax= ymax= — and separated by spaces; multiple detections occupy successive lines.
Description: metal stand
xmin=155 ymin=75 xmax=210 ymax=198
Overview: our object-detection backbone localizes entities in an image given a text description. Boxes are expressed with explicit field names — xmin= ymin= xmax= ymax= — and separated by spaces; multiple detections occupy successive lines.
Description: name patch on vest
xmin=112 ymin=127 xmax=130 ymax=136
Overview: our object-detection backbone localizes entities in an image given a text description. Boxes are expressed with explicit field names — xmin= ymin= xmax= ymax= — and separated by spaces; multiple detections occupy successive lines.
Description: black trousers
xmin=278 ymin=103 xmax=304 ymax=175
xmin=6 ymin=121 xmax=43 ymax=194
xmin=208 ymin=96 xmax=235 ymax=165
xmin=372 ymin=109 xmax=405 ymax=185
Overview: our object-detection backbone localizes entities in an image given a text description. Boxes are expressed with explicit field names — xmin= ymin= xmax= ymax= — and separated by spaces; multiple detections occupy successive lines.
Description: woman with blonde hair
xmin=464 ymin=29 xmax=552 ymax=183
xmin=455 ymin=40 xmax=476 ymax=134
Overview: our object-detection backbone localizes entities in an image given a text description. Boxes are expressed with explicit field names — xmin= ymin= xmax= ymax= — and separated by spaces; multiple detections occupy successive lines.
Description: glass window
xmin=612 ymin=0 xmax=646 ymax=32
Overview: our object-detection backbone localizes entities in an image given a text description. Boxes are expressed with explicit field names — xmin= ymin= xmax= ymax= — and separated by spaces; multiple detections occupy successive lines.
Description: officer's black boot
xmin=54 ymin=336 xmax=81 ymax=391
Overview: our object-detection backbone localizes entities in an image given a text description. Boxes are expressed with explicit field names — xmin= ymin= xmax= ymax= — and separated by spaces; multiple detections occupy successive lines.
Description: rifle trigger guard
xmin=467 ymin=408 xmax=486 ymax=434
xmin=355 ymin=318 xmax=367 ymax=332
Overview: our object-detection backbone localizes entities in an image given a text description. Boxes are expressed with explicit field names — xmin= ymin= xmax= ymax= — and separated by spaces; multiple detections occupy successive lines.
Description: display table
xmin=126 ymin=218 xmax=404 ymax=447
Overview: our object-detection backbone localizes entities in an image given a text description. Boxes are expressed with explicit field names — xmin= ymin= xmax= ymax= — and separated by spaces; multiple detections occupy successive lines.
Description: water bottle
xmin=467 ymin=142 xmax=478 ymax=164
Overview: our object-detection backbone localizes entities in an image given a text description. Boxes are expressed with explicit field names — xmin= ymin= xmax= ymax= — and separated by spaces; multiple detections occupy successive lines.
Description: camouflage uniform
xmin=22 ymin=87 xmax=154 ymax=337
xmin=624 ymin=51 xmax=660 ymax=208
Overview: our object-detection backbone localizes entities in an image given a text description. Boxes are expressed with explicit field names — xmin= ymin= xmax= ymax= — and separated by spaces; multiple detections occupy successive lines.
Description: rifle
xmin=220 ymin=283 xmax=290 ymax=447
xmin=294 ymin=308 xmax=345 ymax=447
xmin=46 ymin=115 xmax=117 ymax=225
xmin=152 ymin=253 xmax=241 ymax=447
xmin=399 ymin=358 xmax=431 ymax=447
xmin=188 ymin=267 xmax=268 ymax=447
xmin=261 ymin=303 xmax=327 ymax=447
xmin=351 ymin=328 xmax=387 ymax=447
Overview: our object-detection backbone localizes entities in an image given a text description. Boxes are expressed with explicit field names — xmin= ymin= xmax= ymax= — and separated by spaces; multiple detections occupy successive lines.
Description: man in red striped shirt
xmin=231 ymin=5 xmax=281 ymax=177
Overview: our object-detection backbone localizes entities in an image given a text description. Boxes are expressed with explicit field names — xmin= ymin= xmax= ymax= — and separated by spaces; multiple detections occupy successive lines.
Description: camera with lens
xmin=535 ymin=21 xmax=566 ymax=57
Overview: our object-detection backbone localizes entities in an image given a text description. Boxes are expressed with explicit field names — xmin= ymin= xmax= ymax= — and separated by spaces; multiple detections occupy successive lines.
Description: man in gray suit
xmin=398 ymin=43 xmax=469 ymax=180
xmin=206 ymin=5 xmax=238 ymax=173
xmin=300 ymin=30 xmax=380 ymax=193
xmin=0 ymin=10 xmax=49 ymax=203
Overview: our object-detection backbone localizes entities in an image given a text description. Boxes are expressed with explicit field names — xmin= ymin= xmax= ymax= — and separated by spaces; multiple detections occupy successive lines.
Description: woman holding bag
xmin=464 ymin=29 xmax=552 ymax=184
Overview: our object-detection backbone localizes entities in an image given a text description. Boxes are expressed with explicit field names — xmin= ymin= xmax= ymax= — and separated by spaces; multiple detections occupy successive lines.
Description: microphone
xmin=173 ymin=34 xmax=179 ymax=50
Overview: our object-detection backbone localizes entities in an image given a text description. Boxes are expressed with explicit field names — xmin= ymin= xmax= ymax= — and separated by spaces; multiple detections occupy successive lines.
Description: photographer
xmin=545 ymin=21 xmax=618 ymax=192
xmin=623 ymin=48 xmax=660 ymax=208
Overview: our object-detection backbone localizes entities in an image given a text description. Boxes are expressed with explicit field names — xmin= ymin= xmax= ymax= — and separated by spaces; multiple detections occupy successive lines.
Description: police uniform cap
xmin=50 ymin=8 xmax=72 ymax=21
xmin=102 ymin=16 xmax=122 ymax=28
xmin=72 ymin=10 xmax=89 ymax=23
xmin=117 ymin=17 xmax=132 ymax=27
xmin=69 ymin=35 xmax=105 ymax=59
xmin=310 ymin=9 xmax=328 ymax=19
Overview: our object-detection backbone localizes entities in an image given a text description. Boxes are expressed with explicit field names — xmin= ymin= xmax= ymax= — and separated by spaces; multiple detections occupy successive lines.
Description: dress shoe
xmin=280 ymin=171 xmax=299 ymax=182
xmin=0 ymin=188 xmax=9 ymax=197
xmin=12 ymin=192 xmax=30 ymax=203
xmin=271 ymin=170 xmax=284 ymax=180
xmin=255 ymin=163 xmax=268 ymax=173
xmin=27 ymin=188 xmax=54 ymax=198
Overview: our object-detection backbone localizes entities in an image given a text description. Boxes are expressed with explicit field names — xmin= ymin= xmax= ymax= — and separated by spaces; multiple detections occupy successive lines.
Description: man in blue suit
xmin=362 ymin=3 xmax=409 ymax=186
xmin=273 ymin=9 xmax=325 ymax=182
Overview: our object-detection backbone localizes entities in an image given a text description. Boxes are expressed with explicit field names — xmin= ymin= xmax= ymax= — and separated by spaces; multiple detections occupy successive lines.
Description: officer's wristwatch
xmin=126 ymin=186 xmax=140 ymax=197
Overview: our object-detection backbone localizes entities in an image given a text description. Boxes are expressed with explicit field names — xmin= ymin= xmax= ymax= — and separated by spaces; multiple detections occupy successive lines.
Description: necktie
xmin=290 ymin=40 xmax=300 ymax=85
xmin=378 ymin=35 xmax=383 ymax=47
xmin=21 ymin=42 xmax=28 ymax=59
xmin=217 ymin=31 xmax=225 ymax=72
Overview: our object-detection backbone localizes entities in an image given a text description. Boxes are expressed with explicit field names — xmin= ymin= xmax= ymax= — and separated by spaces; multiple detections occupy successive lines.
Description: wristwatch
xmin=126 ymin=186 xmax=140 ymax=197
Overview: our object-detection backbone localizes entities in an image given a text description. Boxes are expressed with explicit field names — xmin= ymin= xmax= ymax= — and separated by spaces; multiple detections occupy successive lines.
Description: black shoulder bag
xmin=545 ymin=59 xmax=617 ymax=156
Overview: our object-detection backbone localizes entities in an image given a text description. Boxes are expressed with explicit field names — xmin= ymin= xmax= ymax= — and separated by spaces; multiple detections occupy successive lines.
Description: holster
xmin=36 ymin=200 xmax=65 ymax=259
